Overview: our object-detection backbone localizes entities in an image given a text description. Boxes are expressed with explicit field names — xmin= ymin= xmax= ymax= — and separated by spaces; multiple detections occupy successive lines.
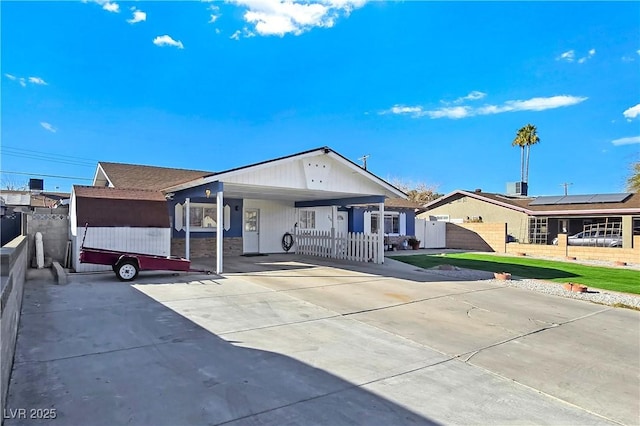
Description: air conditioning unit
xmin=29 ymin=178 xmax=44 ymax=191
xmin=506 ymin=181 xmax=528 ymax=196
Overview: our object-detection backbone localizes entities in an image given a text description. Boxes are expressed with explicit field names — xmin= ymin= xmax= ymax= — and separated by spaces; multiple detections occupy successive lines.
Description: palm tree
xmin=627 ymin=162 xmax=640 ymax=192
xmin=512 ymin=124 xmax=540 ymax=183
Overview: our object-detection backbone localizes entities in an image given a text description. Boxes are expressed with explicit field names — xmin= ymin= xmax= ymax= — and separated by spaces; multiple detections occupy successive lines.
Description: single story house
xmin=78 ymin=147 xmax=417 ymax=273
xmin=420 ymin=189 xmax=640 ymax=248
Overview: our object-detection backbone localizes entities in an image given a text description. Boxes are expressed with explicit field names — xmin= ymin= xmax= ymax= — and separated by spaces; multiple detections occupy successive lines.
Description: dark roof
xmin=425 ymin=190 xmax=640 ymax=214
xmin=74 ymin=185 xmax=167 ymax=202
xmin=98 ymin=162 xmax=213 ymax=191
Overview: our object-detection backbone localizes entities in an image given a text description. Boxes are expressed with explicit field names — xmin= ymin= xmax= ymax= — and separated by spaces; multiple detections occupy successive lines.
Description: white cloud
xmin=425 ymin=106 xmax=471 ymax=119
xmin=40 ymin=122 xmax=57 ymax=133
xmin=228 ymin=0 xmax=367 ymax=37
xmin=28 ymin=77 xmax=47 ymax=85
xmin=623 ymin=104 xmax=640 ymax=119
xmin=229 ymin=28 xmax=255 ymax=40
xmin=611 ymin=136 xmax=640 ymax=146
xmin=496 ymin=95 xmax=587 ymax=112
xmin=102 ymin=1 xmax=119 ymax=12
xmin=5 ymin=74 xmax=48 ymax=87
xmin=153 ymin=35 xmax=184 ymax=49
xmin=382 ymin=95 xmax=587 ymax=120
xmin=127 ymin=8 xmax=146 ymax=24
xmin=557 ymin=50 xmax=575 ymax=62
xmin=577 ymin=48 xmax=596 ymax=64
xmin=450 ymin=91 xmax=486 ymax=104
xmin=209 ymin=14 xmax=219 ymax=23
xmin=558 ymin=48 xmax=595 ymax=64
xmin=637 ymin=50 xmax=640 ymax=56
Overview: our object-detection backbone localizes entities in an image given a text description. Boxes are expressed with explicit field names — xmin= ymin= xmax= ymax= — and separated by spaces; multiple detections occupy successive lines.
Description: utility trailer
xmin=79 ymin=226 xmax=209 ymax=281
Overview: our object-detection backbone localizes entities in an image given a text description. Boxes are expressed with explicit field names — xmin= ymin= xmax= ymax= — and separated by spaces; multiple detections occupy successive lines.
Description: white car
xmin=552 ymin=230 xmax=622 ymax=247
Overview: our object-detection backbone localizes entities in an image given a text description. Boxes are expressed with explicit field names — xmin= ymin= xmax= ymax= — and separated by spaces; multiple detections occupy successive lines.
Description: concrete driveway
xmin=6 ymin=254 xmax=639 ymax=425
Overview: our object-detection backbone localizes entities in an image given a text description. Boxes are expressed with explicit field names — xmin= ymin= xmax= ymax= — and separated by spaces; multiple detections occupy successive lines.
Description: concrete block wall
xmin=1 ymin=236 xmax=27 ymax=417
xmin=446 ymin=222 xmax=506 ymax=252
xmin=506 ymin=235 xmax=640 ymax=264
xmin=26 ymin=210 xmax=69 ymax=265
xmin=171 ymin=237 xmax=243 ymax=258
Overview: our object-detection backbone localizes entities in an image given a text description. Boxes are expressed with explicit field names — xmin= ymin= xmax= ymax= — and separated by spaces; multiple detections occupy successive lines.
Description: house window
xmin=184 ymin=203 xmax=217 ymax=231
xmin=372 ymin=213 xmax=400 ymax=234
xmin=299 ymin=210 xmax=316 ymax=229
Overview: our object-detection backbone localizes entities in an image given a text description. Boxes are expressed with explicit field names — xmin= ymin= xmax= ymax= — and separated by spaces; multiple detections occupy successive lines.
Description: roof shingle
xmin=99 ymin=162 xmax=213 ymax=191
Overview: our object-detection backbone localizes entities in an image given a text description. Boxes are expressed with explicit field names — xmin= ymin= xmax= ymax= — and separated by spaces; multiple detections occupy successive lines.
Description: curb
xmin=52 ymin=261 xmax=68 ymax=285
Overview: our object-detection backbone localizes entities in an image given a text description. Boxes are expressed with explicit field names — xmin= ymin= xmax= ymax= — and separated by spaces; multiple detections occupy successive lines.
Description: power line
xmin=1 ymin=147 xmax=96 ymax=167
xmin=0 ymin=170 xmax=93 ymax=181
xmin=1 ymin=145 xmax=98 ymax=162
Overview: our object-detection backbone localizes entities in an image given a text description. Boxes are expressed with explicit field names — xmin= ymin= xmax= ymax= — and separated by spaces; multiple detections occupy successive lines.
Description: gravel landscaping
xmin=422 ymin=265 xmax=640 ymax=310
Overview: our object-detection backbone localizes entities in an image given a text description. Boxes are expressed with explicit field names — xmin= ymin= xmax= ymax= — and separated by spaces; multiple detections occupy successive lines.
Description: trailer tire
xmin=116 ymin=260 xmax=139 ymax=281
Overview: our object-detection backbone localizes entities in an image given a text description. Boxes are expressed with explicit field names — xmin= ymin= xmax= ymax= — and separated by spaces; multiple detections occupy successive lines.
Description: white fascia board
xmin=92 ymin=163 xmax=114 ymax=187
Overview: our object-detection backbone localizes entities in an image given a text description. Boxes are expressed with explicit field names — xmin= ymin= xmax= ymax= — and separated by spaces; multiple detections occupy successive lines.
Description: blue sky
xmin=2 ymin=1 xmax=639 ymax=196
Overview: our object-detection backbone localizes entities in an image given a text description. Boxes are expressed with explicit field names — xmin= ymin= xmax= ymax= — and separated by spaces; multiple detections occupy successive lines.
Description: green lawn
xmin=389 ymin=253 xmax=640 ymax=295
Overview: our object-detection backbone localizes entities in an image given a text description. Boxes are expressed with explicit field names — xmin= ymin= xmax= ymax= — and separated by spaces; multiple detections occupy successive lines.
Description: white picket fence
xmin=294 ymin=230 xmax=380 ymax=264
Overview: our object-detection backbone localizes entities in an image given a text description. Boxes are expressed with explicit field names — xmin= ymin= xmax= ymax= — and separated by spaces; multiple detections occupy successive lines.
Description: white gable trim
xmin=164 ymin=148 xmax=407 ymax=198
xmin=93 ymin=163 xmax=114 ymax=188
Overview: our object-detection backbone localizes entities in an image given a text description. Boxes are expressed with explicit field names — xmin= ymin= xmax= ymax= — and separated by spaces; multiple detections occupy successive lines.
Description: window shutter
xmin=224 ymin=204 xmax=231 ymax=231
xmin=174 ymin=203 xmax=183 ymax=231
xmin=364 ymin=211 xmax=371 ymax=234
xmin=399 ymin=212 xmax=406 ymax=236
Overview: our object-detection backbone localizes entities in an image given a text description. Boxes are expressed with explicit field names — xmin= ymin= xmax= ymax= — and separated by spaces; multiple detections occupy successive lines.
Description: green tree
xmin=512 ymin=123 xmax=540 ymax=183
xmin=627 ymin=162 xmax=640 ymax=192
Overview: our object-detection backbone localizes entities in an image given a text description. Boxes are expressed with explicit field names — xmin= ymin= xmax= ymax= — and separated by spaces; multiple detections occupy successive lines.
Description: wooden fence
xmin=294 ymin=230 xmax=380 ymax=263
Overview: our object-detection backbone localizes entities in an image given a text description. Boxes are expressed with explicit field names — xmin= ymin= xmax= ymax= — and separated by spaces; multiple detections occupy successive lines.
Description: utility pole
xmin=560 ymin=182 xmax=573 ymax=196
xmin=358 ymin=154 xmax=370 ymax=170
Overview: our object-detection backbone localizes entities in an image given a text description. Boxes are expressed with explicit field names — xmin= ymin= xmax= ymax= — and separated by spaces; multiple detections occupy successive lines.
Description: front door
xmin=244 ymin=209 xmax=260 ymax=253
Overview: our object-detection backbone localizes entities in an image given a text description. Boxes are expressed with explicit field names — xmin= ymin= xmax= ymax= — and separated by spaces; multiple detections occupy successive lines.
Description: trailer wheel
xmin=116 ymin=260 xmax=139 ymax=281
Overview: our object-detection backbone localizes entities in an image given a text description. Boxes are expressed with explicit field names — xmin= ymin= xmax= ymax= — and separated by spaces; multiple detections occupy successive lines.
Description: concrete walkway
xmin=6 ymin=256 xmax=639 ymax=425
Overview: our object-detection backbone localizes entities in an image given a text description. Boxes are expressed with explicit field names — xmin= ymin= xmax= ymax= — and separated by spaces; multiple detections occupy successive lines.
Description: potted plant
xmin=407 ymin=237 xmax=420 ymax=250
xmin=494 ymin=272 xmax=512 ymax=280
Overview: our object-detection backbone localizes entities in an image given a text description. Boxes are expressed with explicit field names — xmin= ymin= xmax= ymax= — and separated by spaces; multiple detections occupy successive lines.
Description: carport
xmin=165 ymin=147 xmax=407 ymax=274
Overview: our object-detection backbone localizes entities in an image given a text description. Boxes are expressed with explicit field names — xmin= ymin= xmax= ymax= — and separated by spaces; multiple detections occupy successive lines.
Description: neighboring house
xmin=0 ymin=189 xmax=70 ymax=247
xmin=69 ymin=186 xmax=171 ymax=272
xmin=80 ymin=147 xmax=413 ymax=273
xmin=420 ymin=189 xmax=640 ymax=248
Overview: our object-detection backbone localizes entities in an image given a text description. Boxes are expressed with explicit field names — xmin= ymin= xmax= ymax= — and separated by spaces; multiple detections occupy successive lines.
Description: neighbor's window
xmin=184 ymin=203 xmax=217 ymax=230
xmin=372 ymin=213 xmax=399 ymax=234
xmin=299 ymin=210 xmax=316 ymax=229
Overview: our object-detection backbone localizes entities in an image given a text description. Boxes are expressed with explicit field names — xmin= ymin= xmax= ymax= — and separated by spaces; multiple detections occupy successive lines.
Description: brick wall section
xmin=505 ymin=235 xmax=640 ymax=264
xmin=446 ymin=222 xmax=506 ymax=252
xmin=171 ymin=237 xmax=243 ymax=258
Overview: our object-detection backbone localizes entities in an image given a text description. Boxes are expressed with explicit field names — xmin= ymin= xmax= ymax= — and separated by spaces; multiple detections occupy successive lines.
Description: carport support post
xmin=377 ymin=202 xmax=384 ymax=264
xmin=216 ymin=188 xmax=223 ymax=274
xmin=331 ymin=205 xmax=336 ymax=257
xmin=185 ymin=197 xmax=190 ymax=261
